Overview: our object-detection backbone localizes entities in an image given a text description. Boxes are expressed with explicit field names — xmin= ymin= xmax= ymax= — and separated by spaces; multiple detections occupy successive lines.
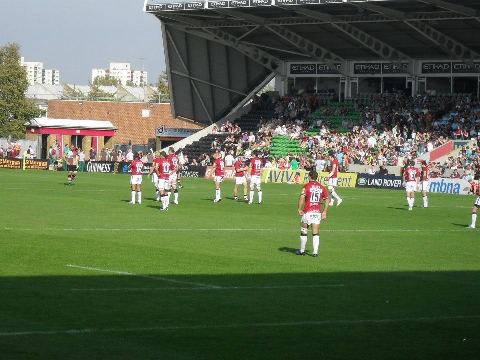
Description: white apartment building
xmin=21 ymin=57 xmax=60 ymax=85
xmin=91 ymin=62 xmax=148 ymax=86
xmin=109 ymin=62 xmax=132 ymax=85
xmin=42 ymin=69 xmax=60 ymax=85
xmin=132 ymin=70 xmax=148 ymax=86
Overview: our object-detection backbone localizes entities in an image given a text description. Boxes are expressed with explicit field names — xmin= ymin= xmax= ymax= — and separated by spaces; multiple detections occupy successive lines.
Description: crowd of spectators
xmin=0 ymin=142 xmax=39 ymax=159
xmin=184 ymin=93 xmax=480 ymax=178
xmin=0 ymin=143 xmax=22 ymax=159
xmin=428 ymin=143 xmax=480 ymax=180
xmin=2 ymin=92 xmax=479 ymax=180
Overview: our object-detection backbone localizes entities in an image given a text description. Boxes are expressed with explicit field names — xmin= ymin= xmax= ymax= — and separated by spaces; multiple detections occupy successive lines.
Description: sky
xmin=0 ymin=0 xmax=165 ymax=85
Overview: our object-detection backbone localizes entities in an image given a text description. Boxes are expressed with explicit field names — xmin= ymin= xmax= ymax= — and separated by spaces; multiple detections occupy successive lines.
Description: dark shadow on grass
xmin=0 ymin=271 xmax=479 ymax=359
xmin=278 ymin=247 xmax=298 ymax=254
xmin=386 ymin=206 xmax=408 ymax=211
xmin=452 ymin=223 xmax=469 ymax=228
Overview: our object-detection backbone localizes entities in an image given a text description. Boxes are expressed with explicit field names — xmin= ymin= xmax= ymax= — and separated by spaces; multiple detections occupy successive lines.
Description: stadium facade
xmin=144 ymin=0 xmax=480 ymax=125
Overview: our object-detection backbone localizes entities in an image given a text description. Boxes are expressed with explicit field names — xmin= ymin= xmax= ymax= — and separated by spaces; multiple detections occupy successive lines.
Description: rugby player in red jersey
xmin=233 ymin=156 xmax=248 ymax=201
xmin=155 ymin=151 xmax=171 ymax=211
xmin=65 ymin=146 xmax=79 ymax=185
xmin=248 ymin=151 xmax=263 ymax=204
xmin=404 ymin=160 xmax=419 ymax=211
xmin=149 ymin=152 xmax=162 ymax=201
xmin=328 ymin=152 xmax=343 ymax=206
xmin=167 ymin=147 xmax=180 ymax=205
xmin=296 ymin=170 xmax=329 ymax=257
xmin=469 ymin=188 xmax=480 ymax=229
xmin=212 ymin=151 xmax=224 ymax=203
xmin=420 ymin=160 xmax=429 ymax=208
xmin=469 ymin=170 xmax=480 ymax=228
xmin=128 ymin=153 xmax=144 ymax=205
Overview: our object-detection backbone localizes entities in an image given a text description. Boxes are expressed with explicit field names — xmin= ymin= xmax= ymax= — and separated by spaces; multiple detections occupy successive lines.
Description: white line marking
xmin=4 ymin=227 xmax=476 ymax=232
xmin=71 ymin=284 xmax=345 ymax=292
xmin=65 ymin=264 xmax=219 ymax=289
xmin=5 ymin=227 xmax=275 ymax=232
xmin=1 ymin=315 xmax=479 ymax=337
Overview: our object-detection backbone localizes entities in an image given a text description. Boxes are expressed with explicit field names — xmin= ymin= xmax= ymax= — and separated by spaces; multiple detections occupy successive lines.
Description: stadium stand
xmin=180 ymin=93 xmax=480 ymax=180
xmin=144 ymin=0 xmax=480 ymax=179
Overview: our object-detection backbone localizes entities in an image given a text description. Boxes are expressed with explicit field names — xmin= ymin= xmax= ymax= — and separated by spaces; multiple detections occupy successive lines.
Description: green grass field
xmin=0 ymin=168 xmax=479 ymax=359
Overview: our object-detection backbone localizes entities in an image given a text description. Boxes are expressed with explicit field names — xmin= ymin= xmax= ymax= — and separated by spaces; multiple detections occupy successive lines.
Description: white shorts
xmin=328 ymin=178 xmax=338 ymax=187
xmin=235 ymin=176 xmax=246 ymax=185
xmin=474 ymin=197 xmax=480 ymax=207
xmin=250 ymin=175 xmax=261 ymax=186
xmin=169 ymin=173 xmax=178 ymax=184
xmin=152 ymin=173 xmax=158 ymax=184
xmin=301 ymin=212 xmax=321 ymax=226
xmin=421 ymin=181 xmax=429 ymax=192
xmin=157 ymin=178 xmax=169 ymax=190
xmin=214 ymin=176 xmax=223 ymax=183
xmin=130 ymin=175 xmax=142 ymax=185
xmin=405 ymin=181 xmax=417 ymax=192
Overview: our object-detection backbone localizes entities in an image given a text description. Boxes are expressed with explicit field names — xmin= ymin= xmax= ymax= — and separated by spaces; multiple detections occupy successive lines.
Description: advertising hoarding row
xmin=1 ymin=160 xmax=472 ymax=196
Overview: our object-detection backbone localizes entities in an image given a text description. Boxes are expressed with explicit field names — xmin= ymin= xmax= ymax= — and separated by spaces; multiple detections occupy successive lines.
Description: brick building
xmin=26 ymin=101 xmax=203 ymax=159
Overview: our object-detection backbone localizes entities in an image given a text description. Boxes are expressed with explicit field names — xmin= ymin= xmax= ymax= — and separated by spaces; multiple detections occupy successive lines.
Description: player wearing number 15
xmin=296 ymin=170 xmax=329 ymax=257
xmin=128 ymin=154 xmax=144 ymax=205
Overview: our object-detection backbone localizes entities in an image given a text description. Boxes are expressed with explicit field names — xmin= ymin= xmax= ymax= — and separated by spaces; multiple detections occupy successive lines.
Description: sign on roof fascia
xmin=421 ymin=61 xmax=480 ymax=74
xmin=144 ymin=0 xmax=390 ymax=12
xmin=155 ymin=126 xmax=197 ymax=138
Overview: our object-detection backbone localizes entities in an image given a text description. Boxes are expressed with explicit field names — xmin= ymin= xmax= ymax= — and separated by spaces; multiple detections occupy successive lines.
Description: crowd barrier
xmin=0 ymin=158 xmax=48 ymax=170
xmin=356 ymin=173 xmax=471 ymax=195
xmin=1 ymin=159 xmax=472 ymax=196
xmin=262 ymin=168 xmax=357 ymax=187
xmin=356 ymin=173 xmax=404 ymax=190
xmin=84 ymin=161 xmax=206 ymax=178
xmin=428 ymin=177 xmax=470 ymax=195
xmin=204 ymin=167 xmax=357 ymax=187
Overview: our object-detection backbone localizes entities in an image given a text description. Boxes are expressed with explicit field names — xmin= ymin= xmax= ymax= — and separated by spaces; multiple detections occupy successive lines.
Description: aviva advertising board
xmin=262 ymin=169 xmax=357 ymax=188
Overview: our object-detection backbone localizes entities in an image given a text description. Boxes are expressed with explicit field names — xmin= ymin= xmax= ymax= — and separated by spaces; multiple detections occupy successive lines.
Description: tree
xmin=62 ymin=85 xmax=85 ymax=100
xmin=92 ymin=75 xmax=120 ymax=87
xmin=88 ymin=82 xmax=114 ymax=101
xmin=157 ymin=71 xmax=170 ymax=97
xmin=0 ymin=43 xmax=40 ymax=139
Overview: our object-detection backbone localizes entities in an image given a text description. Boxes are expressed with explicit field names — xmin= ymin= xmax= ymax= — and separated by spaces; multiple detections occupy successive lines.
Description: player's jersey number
xmin=309 ymin=187 xmax=321 ymax=203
